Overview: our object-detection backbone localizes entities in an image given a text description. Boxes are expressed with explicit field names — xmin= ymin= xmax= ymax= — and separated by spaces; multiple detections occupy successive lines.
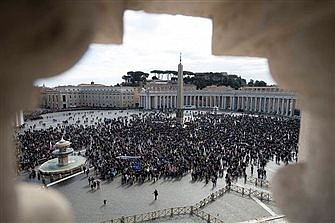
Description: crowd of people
xmin=16 ymin=110 xmax=300 ymax=186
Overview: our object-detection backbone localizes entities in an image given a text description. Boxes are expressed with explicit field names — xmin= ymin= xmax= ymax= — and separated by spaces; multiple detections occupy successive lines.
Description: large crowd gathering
xmin=16 ymin=110 xmax=300 ymax=186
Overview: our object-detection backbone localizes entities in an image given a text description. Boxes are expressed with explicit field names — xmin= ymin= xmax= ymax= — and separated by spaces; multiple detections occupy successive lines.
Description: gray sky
xmin=35 ymin=10 xmax=275 ymax=87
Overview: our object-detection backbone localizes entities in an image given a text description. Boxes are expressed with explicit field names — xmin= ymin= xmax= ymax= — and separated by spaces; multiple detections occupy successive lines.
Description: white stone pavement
xmin=18 ymin=109 xmax=289 ymax=223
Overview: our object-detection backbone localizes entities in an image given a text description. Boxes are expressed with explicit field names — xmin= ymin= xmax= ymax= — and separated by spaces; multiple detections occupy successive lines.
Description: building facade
xmin=139 ymin=81 xmax=298 ymax=117
xmin=41 ymin=83 xmax=139 ymax=110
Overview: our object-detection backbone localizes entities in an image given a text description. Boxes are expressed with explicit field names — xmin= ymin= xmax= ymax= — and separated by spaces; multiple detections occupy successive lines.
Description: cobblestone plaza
xmin=18 ymin=109 xmax=286 ymax=223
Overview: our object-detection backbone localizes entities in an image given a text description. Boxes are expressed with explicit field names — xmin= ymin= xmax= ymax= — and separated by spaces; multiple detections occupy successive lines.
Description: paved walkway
xmin=47 ymin=171 xmax=283 ymax=223
xmin=17 ymin=109 xmax=288 ymax=223
xmin=202 ymin=193 xmax=271 ymax=223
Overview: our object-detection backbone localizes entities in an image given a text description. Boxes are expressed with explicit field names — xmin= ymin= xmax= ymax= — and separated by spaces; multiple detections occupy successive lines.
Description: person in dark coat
xmin=153 ymin=189 xmax=158 ymax=200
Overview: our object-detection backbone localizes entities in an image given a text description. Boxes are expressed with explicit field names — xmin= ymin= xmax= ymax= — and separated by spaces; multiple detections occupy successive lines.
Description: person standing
xmin=153 ymin=189 xmax=158 ymax=200
xmin=244 ymin=173 xmax=247 ymax=184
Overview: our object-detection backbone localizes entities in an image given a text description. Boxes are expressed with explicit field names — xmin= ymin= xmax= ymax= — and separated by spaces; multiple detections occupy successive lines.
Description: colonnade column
xmin=223 ymin=96 xmax=226 ymax=110
xmin=285 ymin=99 xmax=289 ymax=116
xmin=262 ymin=97 xmax=266 ymax=112
xmin=253 ymin=97 xmax=256 ymax=112
xmin=153 ymin=96 xmax=157 ymax=109
xmin=255 ymin=97 xmax=258 ymax=112
xmin=245 ymin=97 xmax=248 ymax=111
xmin=168 ymin=96 xmax=170 ymax=108
xmin=281 ymin=98 xmax=285 ymax=115
xmin=161 ymin=96 xmax=163 ymax=109
xmin=149 ymin=95 xmax=152 ymax=109
xmin=220 ymin=96 xmax=223 ymax=109
xmin=145 ymin=95 xmax=148 ymax=109
xmin=290 ymin=99 xmax=294 ymax=116
xmin=249 ymin=97 xmax=252 ymax=111
xmin=144 ymin=96 xmax=146 ymax=109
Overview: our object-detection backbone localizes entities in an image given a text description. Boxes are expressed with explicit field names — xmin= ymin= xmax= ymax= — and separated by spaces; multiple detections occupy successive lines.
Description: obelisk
xmin=176 ymin=53 xmax=184 ymax=123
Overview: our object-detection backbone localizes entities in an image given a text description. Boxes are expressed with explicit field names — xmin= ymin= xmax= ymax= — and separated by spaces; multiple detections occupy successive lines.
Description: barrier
xmin=247 ymin=176 xmax=270 ymax=188
xmin=101 ymin=206 xmax=192 ymax=223
xmin=102 ymin=184 xmax=275 ymax=223
xmin=193 ymin=209 xmax=225 ymax=223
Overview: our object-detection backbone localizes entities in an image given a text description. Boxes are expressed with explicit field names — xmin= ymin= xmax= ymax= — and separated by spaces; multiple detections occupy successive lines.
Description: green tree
xmin=248 ymin=79 xmax=254 ymax=86
xmin=254 ymin=80 xmax=267 ymax=87
xmin=124 ymin=71 xmax=149 ymax=86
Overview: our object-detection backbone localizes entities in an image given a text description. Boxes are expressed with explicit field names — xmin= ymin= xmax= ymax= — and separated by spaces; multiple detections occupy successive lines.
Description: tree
xmin=124 ymin=69 xmax=266 ymax=89
xmin=254 ymin=80 xmax=267 ymax=87
xmin=122 ymin=75 xmax=131 ymax=83
xmin=240 ymin=76 xmax=247 ymax=86
xmin=124 ymin=71 xmax=149 ymax=86
xmin=248 ymin=79 xmax=254 ymax=86
xmin=150 ymin=70 xmax=164 ymax=79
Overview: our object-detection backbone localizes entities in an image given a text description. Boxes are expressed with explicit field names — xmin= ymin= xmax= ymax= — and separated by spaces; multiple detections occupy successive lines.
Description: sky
xmin=35 ymin=10 xmax=275 ymax=87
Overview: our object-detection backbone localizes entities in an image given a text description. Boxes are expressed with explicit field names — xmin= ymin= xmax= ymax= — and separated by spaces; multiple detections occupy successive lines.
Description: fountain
xmin=39 ymin=138 xmax=86 ymax=181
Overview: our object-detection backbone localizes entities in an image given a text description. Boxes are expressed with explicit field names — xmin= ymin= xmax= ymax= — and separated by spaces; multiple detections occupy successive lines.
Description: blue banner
xmin=132 ymin=162 xmax=141 ymax=170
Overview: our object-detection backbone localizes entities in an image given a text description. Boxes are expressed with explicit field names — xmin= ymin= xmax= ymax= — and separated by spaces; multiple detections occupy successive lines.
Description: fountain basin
xmin=52 ymin=147 xmax=74 ymax=156
xmin=39 ymin=155 xmax=86 ymax=181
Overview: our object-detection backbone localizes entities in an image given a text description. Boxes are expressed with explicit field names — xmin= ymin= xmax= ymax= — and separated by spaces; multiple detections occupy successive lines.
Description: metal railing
xmin=101 ymin=206 xmax=227 ymax=223
xmin=193 ymin=209 xmax=224 ymax=223
xmin=228 ymin=185 xmax=273 ymax=203
xmin=102 ymin=206 xmax=192 ymax=223
xmin=194 ymin=187 xmax=228 ymax=209
xmin=247 ymin=176 xmax=270 ymax=188
xmin=102 ymin=184 xmax=276 ymax=223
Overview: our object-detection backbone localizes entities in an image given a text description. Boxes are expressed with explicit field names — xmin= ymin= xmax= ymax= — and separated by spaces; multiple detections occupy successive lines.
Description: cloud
xmin=35 ymin=10 xmax=275 ymax=87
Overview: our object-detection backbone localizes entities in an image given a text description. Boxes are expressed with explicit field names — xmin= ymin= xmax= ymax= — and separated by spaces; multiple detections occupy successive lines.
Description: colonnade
xmin=139 ymin=94 xmax=297 ymax=116
xmin=15 ymin=110 xmax=24 ymax=127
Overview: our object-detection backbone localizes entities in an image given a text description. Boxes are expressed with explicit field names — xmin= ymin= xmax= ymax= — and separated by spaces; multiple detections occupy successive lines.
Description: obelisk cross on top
xmin=176 ymin=53 xmax=184 ymax=123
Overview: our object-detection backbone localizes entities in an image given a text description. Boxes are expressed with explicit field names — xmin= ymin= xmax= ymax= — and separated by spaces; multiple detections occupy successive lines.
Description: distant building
xmin=40 ymin=83 xmax=139 ymax=110
xmin=139 ymin=81 xmax=299 ymax=117
xmin=39 ymin=81 xmax=299 ymax=117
